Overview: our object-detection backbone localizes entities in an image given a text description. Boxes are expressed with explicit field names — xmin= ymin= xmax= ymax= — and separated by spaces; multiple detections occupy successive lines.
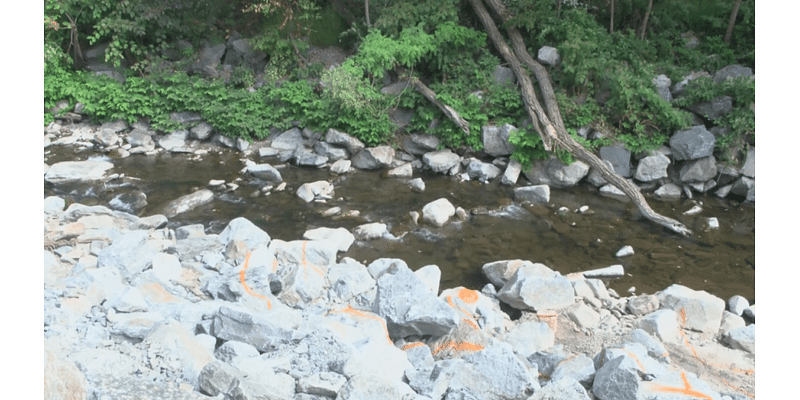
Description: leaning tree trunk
xmin=724 ymin=0 xmax=743 ymax=44
xmin=467 ymin=0 xmax=692 ymax=236
xmin=640 ymin=0 xmax=653 ymax=40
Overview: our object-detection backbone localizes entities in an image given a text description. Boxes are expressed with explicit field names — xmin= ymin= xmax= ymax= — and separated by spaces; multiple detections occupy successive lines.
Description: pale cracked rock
xmin=296 ymin=180 xmax=334 ymax=203
xmin=514 ymin=185 xmax=550 ymax=204
xmin=422 ymin=198 xmax=456 ymax=227
xmin=325 ymin=128 xmax=364 ymax=155
xmin=566 ymin=302 xmax=601 ymax=329
xmin=303 ymin=227 xmax=355 ymax=252
xmin=218 ymin=217 xmax=271 ymax=253
xmin=162 ymin=189 xmax=214 ymax=218
xmin=353 ymin=222 xmax=388 ymax=240
xmin=634 ymin=154 xmax=671 ymax=181
xmin=351 ymin=146 xmax=395 ymax=170
xmin=45 ymin=160 xmax=114 ymax=184
xmin=422 ymin=150 xmax=460 ymax=174
xmin=482 ymin=259 xmax=535 ymax=288
xmin=297 ymin=371 xmax=347 ymax=397
xmin=657 ymin=284 xmax=725 ymax=333
xmin=724 ymin=324 xmax=755 ymax=353
xmin=502 ymin=321 xmax=554 ymax=357
xmin=497 ymin=263 xmax=574 ymax=312
xmin=638 ymin=309 xmax=681 ymax=344
xmin=374 ymin=261 xmax=458 ymax=338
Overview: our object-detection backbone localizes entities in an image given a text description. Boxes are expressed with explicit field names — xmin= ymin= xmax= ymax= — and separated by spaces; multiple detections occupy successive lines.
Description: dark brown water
xmin=44 ymin=145 xmax=755 ymax=303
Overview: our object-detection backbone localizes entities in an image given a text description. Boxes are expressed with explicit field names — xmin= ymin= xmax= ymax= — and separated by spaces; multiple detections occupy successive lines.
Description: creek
xmin=44 ymin=144 xmax=755 ymax=304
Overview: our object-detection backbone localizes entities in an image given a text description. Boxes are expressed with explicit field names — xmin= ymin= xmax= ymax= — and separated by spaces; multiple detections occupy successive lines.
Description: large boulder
xmin=141 ymin=320 xmax=215 ymax=387
xmin=652 ymin=74 xmax=672 ymax=102
xmin=325 ymin=128 xmax=365 ymax=155
xmin=514 ymin=185 xmax=550 ymax=204
xmin=223 ymin=38 xmax=267 ymax=72
xmin=524 ymin=158 xmax=589 ymax=188
xmin=401 ymin=133 xmax=440 ymax=156
xmin=314 ymin=141 xmax=349 ymax=161
xmin=657 ymin=284 xmax=725 ymax=333
xmin=45 ymin=160 xmax=114 ymax=184
xmin=217 ymin=217 xmax=271 ymax=252
xmin=669 ymin=126 xmax=716 ymax=161
xmin=351 ymin=146 xmax=395 ymax=170
xmin=481 ymin=124 xmax=517 ymax=157
xmin=211 ymin=305 xmax=300 ymax=352
xmin=270 ymin=127 xmax=305 ymax=150
xmin=497 ymin=263 xmax=574 ymax=312
xmin=296 ymin=180 xmax=334 ymax=203
xmin=466 ymin=159 xmax=502 ymax=182
xmin=690 ymin=95 xmax=733 ymax=121
xmin=538 ymin=46 xmax=560 ymax=66
xmin=501 ymin=159 xmax=523 ymax=185
xmin=422 ymin=198 xmax=456 ymax=227
xmin=740 ymin=147 xmax=755 ymax=178
xmin=190 ymin=43 xmax=226 ymax=78
xmin=423 ymin=150 xmax=461 ymax=173
xmin=44 ymin=341 xmax=88 ymax=400
xmin=246 ymin=161 xmax=283 ymax=182
xmin=374 ymin=260 xmax=458 ymax=338
xmin=158 ymin=130 xmax=191 ymax=152
xmin=162 ymin=189 xmax=214 ymax=218
xmin=302 ymin=227 xmax=355 ymax=252
xmin=713 ymin=64 xmax=753 ymax=83
xmin=634 ymin=154 xmax=670 ymax=182
xmin=679 ymin=155 xmax=718 ymax=183
xmin=599 ymin=143 xmax=632 ymax=177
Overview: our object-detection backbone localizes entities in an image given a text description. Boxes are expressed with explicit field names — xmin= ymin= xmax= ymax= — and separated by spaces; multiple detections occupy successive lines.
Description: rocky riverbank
xmin=44 ymin=197 xmax=754 ymax=399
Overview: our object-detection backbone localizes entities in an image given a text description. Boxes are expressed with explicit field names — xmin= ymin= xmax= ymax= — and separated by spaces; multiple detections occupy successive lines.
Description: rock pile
xmin=44 ymin=200 xmax=755 ymax=399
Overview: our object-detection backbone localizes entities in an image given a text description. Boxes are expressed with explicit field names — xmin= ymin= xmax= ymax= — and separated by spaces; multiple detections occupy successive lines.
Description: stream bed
xmin=44 ymin=144 xmax=755 ymax=303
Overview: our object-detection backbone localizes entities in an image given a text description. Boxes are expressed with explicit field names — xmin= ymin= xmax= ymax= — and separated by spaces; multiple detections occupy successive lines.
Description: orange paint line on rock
xmin=624 ymin=350 xmax=647 ymax=373
xmin=457 ymin=288 xmax=479 ymax=304
xmin=301 ymin=241 xmax=324 ymax=279
xmin=432 ymin=340 xmax=485 ymax=355
xmin=462 ymin=318 xmax=480 ymax=331
xmin=673 ymin=308 xmax=755 ymax=399
xmin=644 ymin=371 xmax=714 ymax=400
xmin=337 ymin=305 xmax=393 ymax=345
xmin=402 ymin=342 xmax=425 ymax=351
xmin=239 ymin=252 xmax=272 ymax=310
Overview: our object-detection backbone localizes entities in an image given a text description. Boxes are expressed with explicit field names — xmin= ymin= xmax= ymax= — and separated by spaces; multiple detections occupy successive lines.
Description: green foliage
xmin=372 ymin=0 xmax=461 ymax=37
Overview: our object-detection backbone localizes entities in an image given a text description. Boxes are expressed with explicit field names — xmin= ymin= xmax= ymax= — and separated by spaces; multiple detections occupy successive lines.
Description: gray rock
xmin=175 ymin=224 xmax=206 ymax=240
xmin=388 ymin=163 xmax=413 ymax=177
xmin=422 ymin=198 xmax=456 ymax=227
xmin=380 ymin=80 xmax=413 ymax=95
xmin=387 ymin=107 xmax=414 ymax=128
xmin=296 ymin=181 xmax=334 ymax=203
xmin=501 ymin=159 xmax=523 ymax=185
xmin=211 ymin=306 xmax=299 ymax=352
xmin=235 ymin=137 xmax=249 ymax=152
xmin=671 ymin=71 xmax=712 ymax=98
xmin=415 ymin=265 xmax=441 ymax=296
xmin=214 ymin=340 xmax=260 ymax=363
xmin=127 ymin=129 xmax=156 ymax=149
xmin=162 ymin=189 xmax=214 ymax=218
xmin=95 ymin=128 xmax=120 ymax=147
xmin=314 ymin=141 xmax=349 ymax=161
xmin=592 ymin=355 xmax=640 ymax=400
xmin=586 ymin=160 xmax=615 ymax=187
xmin=547 ymin=158 xmax=590 ymax=187
xmin=690 ymin=95 xmax=733 ymax=120
xmin=107 ymin=309 xmax=166 ymax=339
xmin=715 ymin=183 xmax=733 ymax=198
xmin=45 ymin=160 xmax=114 ymax=184
xmin=44 ymin=341 xmax=88 ymax=400
xmin=493 ymin=65 xmax=516 ymax=86
xmin=271 ymin=127 xmax=305 ymax=150
xmin=408 ymin=177 xmax=426 ymax=192
xmin=653 ymin=74 xmax=672 ymax=102
xmin=657 ymin=284 xmax=725 ymax=333
xmin=422 ymin=149 xmax=461 ymax=174
xmin=744 ymin=304 xmax=755 ymax=320
xmin=623 ymin=329 xmax=670 ymax=363
xmin=626 ymin=294 xmax=660 ymax=316
xmin=740 ymin=148 xmax=755 ymax=178
xmin=86 ymin=375 xmax=212 ymax=400
xmin=170 ymin=111 xmax=203 ymax=125
xmin=599 ymin=183 xmax=628 ymax=199
xmin=212 ymin=134 xmax=236 ymax=149
xmin=551 ymin=354 xmax=596 ymax=387
xmin=528 ymin=377 xmax=591 ymax=400
xmin=727 ymin=295 xmax=750 ymax=316
xmin=730 ymin=176 xmax=754 ymax=197
xmin=225 ymin=38 xmax=267 ymax=72
xmin=514 ymin=185 xmax=550 ymax=204
xmin=271 ymin=239 xmax=337 ymax=307
xmin=303 ymin=227 xmax=355 ymax=252
xmin=670 ymin=126 xmax=716 ymax=161
xmin=44 ymin=196 xmax=66 ymax=214
xmin=640 ymin=370 xmax=721 ymax=399
xmin=497 ymin=263 xmax=575 ymax=311
xmin=190 ymin=122 xmax=214 ymax=140
xmin=634 ymin=154 xmax=670 ymax=182
xmin=330 ymin=159 xmax=351 ymax=174
xmin=713 ymin=64 xmax=753 ymax=83
xmin=600 ymin=143 xmax=632 ymax=177
xmin=654 ymin=183 xmax=682 ymax=201
xmin=538 ymin=46 xmax=560 ymax=66
xmin=335 ymin=374 xmax=415 ymax=400
xmin=217 ymin=217 xmax=271 ymax=253
xmin=565 ymin=302 xmax=601 ymax=329
xmin=351 ymin=146 xmax=395 ymax=170
xmin=97 ymin=230 xmax=167 ymax=282
xmin=724 ymin=324 xmax=755 ymax=353
xmin=402 ymin=133 xmax=441 ymax=156
xmin=327 ymin=260 xmax=375 ymax=302
xmin=457 ymin=343 xmax=533 ymax=399
xmin=109 ymin=286 xmax=148 ymax=312
xmin=466 ymin=159 xmax=502 ymax=182
xmin=374 ymin=261 xmax=458 ymax=338
xmin=69 ymin=347 xmax=138 ymax=381
xmin=158 ymin=130 xmax=191 ymax=152
xmin=258 ymin=147 xmax=280 ymax=157
xmin=502 ymin=321 xmax=554 ymax=357
xmin=108 ymin=191 xmax=148 ymax=214
xmin=481 ymin=124 xmax=517 ymax=157
xmin=719 ymin=311 xmax=745 ymax=334
xmin=353 ymin=223 xmax=388 ymax=240
xmin=198 ymin=360 xmax=240 ymax=396
xmin=638 ymin=309 xmax=681 ymax=344
xmin=295 ymin=150 xmax=329 ymax=167
xmin=615 ymin=245 xmax=634 ymax=257
xmin=190 ymin=43 xmax=227 ymax=77
xmin=297 ymin=372 xmax=347 ymax=397
xmin=325 ymin=128 xmax=365 ymax=155
xmin=246 ymin=162 xmax=283 ymax=182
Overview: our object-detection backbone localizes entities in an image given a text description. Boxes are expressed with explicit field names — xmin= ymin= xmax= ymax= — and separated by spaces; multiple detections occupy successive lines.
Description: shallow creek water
xmin=44 ymin=145 xmax=755 ymax=303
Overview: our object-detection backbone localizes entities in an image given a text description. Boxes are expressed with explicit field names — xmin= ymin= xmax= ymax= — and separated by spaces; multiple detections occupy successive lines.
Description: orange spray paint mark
xmin=644 ymin=371 xmax=714 ymax=400
xmin=402 ymin=342 xmax=425 ymax=351
xmin=336 ymin=305 xmax=393 ymax=345
xmin=457 ymin=288 xmax=478 ymax=304
xmin=432 ymin=340 xmax=484 ymax=355
xmin=537 ymin=311 xmax=558 ymax=335
xmin=624 ymin=350 xmax=646 ymax=373
xmin=300 ymin=241 xmax=324 ymax=279
xmin=141 ymin=282 xmax=179 ymax=303
xmin=672 ymin=307 xmax=755 ymax=398
xmin=239 ymin=252 xmax=272 ymax=310
xmin=462 ymin=318 xmax=480 ymax=331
